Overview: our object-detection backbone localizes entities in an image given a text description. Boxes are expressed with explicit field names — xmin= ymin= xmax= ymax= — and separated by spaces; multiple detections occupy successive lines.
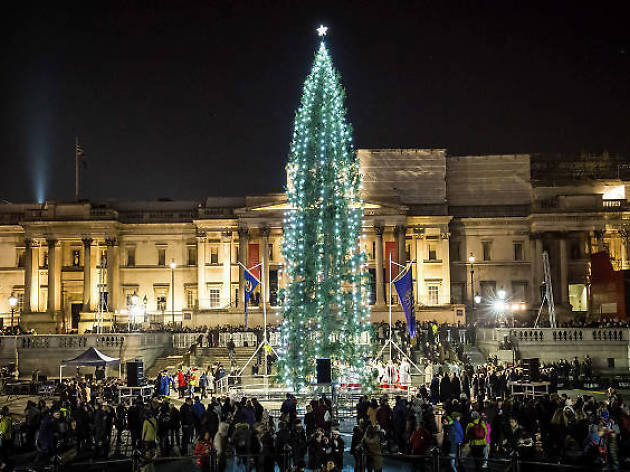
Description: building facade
xmin=1 ymin=150 xmax=629 ymax=332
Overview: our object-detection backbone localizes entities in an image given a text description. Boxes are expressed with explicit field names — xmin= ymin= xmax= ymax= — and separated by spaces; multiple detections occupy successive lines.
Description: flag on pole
xmin=393 ymin=264 xmax=416 ymax=338
xmin=244 ymin=267 xmax=260 ymax=328
xmin=76 ymin=140 xmax=87 ymax=168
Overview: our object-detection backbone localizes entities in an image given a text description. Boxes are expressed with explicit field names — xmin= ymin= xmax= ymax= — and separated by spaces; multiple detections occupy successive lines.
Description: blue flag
xmin=393 ymin=264 xmax=416 ymax=338
xmin=244 ymin=268 xmax=259 ymax=328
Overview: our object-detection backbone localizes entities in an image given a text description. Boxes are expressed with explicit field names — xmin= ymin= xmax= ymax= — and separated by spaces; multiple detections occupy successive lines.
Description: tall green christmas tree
xmin=278 ymin=29 xmax=372 ymax=390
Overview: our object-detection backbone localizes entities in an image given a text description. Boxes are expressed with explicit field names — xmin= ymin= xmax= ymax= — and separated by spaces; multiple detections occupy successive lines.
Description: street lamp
xmin=170 ymin=259 xmax=176 ymax=326
xmin=8 ymin=293 xmax=17 ymax=329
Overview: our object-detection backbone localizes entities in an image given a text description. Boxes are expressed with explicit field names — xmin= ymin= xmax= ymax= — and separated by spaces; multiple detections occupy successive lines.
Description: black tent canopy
xmin=60 ymin=347 xmax=121 ymax=379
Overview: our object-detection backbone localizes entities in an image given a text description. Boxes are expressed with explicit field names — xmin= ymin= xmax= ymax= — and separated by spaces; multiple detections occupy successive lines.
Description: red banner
xmin=248 ymin=244 xmax=260 ymax=279
xmin=385 ymin=241 xmax=397 ymax=282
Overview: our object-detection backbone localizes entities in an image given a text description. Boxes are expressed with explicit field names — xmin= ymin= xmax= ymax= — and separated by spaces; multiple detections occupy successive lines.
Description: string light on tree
xmin=277 ymin=28 xmax=372 ymax=389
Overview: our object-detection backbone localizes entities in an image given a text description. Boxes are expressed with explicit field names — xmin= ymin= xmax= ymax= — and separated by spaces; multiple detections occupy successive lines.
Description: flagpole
xmin=74 ymin=136 xmax=79 ymax=201
xmin=388 ymin=254 xmax=392 ymax=363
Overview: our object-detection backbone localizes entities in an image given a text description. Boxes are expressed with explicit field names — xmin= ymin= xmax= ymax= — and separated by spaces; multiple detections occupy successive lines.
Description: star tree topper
xmin=317 ymin=25 xmax=328 ymax=37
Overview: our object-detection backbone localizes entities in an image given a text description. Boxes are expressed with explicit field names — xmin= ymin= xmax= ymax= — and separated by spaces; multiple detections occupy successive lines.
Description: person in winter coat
xmin=177 ymin=370 xmax=186 ymax=398
xmin=331 ymin=429 xmax=345 ymax=469
xmin=213 ymin=422 xmax=229 ymax=472
xmin=375 ymin=398 xmax=393 ymax=436
xmin=194 ymin=431 xmax=214 ymax=471
xmin=350 ymin=424 xmax=365 ymax=472
xmin=409 ymin=421 xmax=431 ymax=455
xmin=192 ymin=396 xmax=206 ymax=436
xmin=180 ymin=397 xmax=195 ymax=455
xmin=430 ymin=375 xmax=440 ymax=404
xmin=362 ymin=425 xmax=383 ymax=472
xmin=142 ymin=410 xmax=158 ymax=453
xmin=293 ymin=420 xmax=308 ymax=464
xmin=443 ymin=413 xmax=464 ymax=472
xmin=466 ymin=411 xmax=488 ymax=472
xmin=583 ymin=424 xmax=607 ymax=466
xmin=440 ymin=374 xmax=452 ymax=403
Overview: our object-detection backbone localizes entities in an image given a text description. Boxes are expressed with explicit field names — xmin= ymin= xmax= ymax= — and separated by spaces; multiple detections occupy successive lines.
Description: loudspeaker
xmin=522 ymin=358 xmax=540 ymax=382
xmin=316 ymin=358 xmax=331 ymax=384
xmin=126 ymin=359 xmax=144 ymax=387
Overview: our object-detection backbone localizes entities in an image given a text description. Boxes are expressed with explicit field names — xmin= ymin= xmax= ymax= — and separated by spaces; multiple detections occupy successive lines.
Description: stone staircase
xmin=146 ymin=354 xmax=185 ymax=377
xmin=463 ymin=345 xmax=486 ymax=366
xmin=189 ymin=346 xmax=259 ymax=373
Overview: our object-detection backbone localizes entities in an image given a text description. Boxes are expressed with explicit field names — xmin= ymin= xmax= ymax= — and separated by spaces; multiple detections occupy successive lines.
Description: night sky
xmin=2 ymin=1 xmax=629 ymax=203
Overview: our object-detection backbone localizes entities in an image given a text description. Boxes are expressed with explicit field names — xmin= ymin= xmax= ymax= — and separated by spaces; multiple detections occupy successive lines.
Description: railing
xmin=11 ymin=332 xmax=171 ymax=349
xmin=477 ymin=327 xmax=629 ymax=344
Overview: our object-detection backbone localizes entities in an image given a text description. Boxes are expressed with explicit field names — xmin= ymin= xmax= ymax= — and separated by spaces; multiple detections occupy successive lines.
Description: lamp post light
xmin=143 ymin=295 xmax=148 ymax=323
xmin=8 ymin=293 xmax=17 ymax=329
xmin=170 ymin=260 xmax=176 ymax=326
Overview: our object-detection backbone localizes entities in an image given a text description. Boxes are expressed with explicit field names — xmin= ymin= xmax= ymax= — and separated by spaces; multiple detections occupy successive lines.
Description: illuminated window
xmin=428 ymin=243 xmax=437 ymax=261
xmin=209 ymin=288 xmax=221 ymax=308
xmin=72 ymin=249 xmax=81 ymax=267
xmin=427 ymin=285 xmax=439 ymax=305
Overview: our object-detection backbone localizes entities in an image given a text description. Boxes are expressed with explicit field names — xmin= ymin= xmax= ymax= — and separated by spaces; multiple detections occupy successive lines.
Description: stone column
xmin=415 ymin=232 xmax=424 ymax=304
xmin=261 ymin=227 xmax=270 ymax=309
xmin=106 ymin=238 xmax=119 ymax=312
xmin=24 ymin=239 xmax=39 ymax=313
xmin=396 ymin=225 xmax=407 ymax=267
xmin=374 ymin=226 xmax=384 ymax=305
xmin=619 ymin=227 xmax=630 ymax=270
xmin=82 ymin=238 xmax=93 ymax=312
xmin=196 ymin=231 xmax=208 ymax=309
xmin=441 ymin=231 xmax=451 ymax=305
xmin=559 ymin=234 xmax=569 ymax=305
xmin=534 ymin=235 xmax=544 ymax=303
xmin=238 ymin=227 xmax=249 ymax=311
xmin=47 ymin=239 xmax=59 ymax=313
xmin=221 ymin=231 xmax=232 ymax=308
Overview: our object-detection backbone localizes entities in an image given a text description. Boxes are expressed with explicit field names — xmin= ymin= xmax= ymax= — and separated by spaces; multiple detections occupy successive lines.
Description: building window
xmin=126 ymin=248 xmax=136 ymax=267
xmin=209 ymin=288 xmax=221 ymax=308
xmin=371 ymin=241 xmax=376 ymax=260
xmin=480 ymin=281 xmax=497 ymax=299
xmin=513 ymin=242 xmax=524 ymax=261
xmin=17 ymin=292 xmax=24 ymax=312
xmin=405 ymin=242 xmax=411 ymax=262
xmin=511 ymin=281 xmax=527 ymax=302
xmin=608 ymin=358 xmax=615 ymax=368
xmin=156 ymin=296 xmax=167 ymax=312
xmin=210 ymin=246 xmax=219 ymax=264
xmin=186 ymin=289 xmax=197 ymax=309
xmin=428 ymin=243 xmax=437 ymax=261
xmin=482 ymin=241 xmax=492 ymax=261
xmin=451 ymin=283 xmax=465 ymax=304
xmin=72 ymin=249 xmax=81 ymax=267
xmin=99 ymin=248 xmax=107 ymax=267
xmin=42 ymin=250 xmax=48 ymax=268
xmin=188 ymin=246 xmax=197 ymax=266
xmin=451 ymin=241 xmax=461 ymax=262
xmin=157 ymin=247 xmax=166 ymax=266
xmin=427 ymin=285 xmax=439 ymax=305
xmin=16 ymin=249 xmax=25 ymax=268
xmin=268 ymin=244 xmax=274 ymax=262
xmin=569 ymin=283 xmax=588 ymax=311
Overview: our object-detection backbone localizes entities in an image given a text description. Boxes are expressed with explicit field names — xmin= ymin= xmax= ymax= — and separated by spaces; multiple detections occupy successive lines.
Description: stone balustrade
xmin=475 ymin=327 xmax=630 ymax=371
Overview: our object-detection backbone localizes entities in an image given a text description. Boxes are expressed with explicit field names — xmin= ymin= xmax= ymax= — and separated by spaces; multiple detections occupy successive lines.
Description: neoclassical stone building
xmin=0 ymin=149 xmax=628 ymax=333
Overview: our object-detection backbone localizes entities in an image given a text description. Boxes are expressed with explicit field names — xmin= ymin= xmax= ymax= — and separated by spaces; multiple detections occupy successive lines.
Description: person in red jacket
xmin=409 ymin=421 xmax=431 ymax=457
xmin=194 ymin=431 xmax=214 ymax=471
xmin=177 ymin=370 xmax=186 ymax=399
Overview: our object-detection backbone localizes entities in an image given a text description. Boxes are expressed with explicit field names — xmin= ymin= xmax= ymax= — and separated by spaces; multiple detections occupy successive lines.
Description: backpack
xmin=469 ymin=421 xmax=485 ymax=440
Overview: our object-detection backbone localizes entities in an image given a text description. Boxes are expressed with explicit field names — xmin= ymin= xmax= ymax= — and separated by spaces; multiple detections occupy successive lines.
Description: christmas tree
xmin=278 ymin=29 xmax=372 ymax=390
